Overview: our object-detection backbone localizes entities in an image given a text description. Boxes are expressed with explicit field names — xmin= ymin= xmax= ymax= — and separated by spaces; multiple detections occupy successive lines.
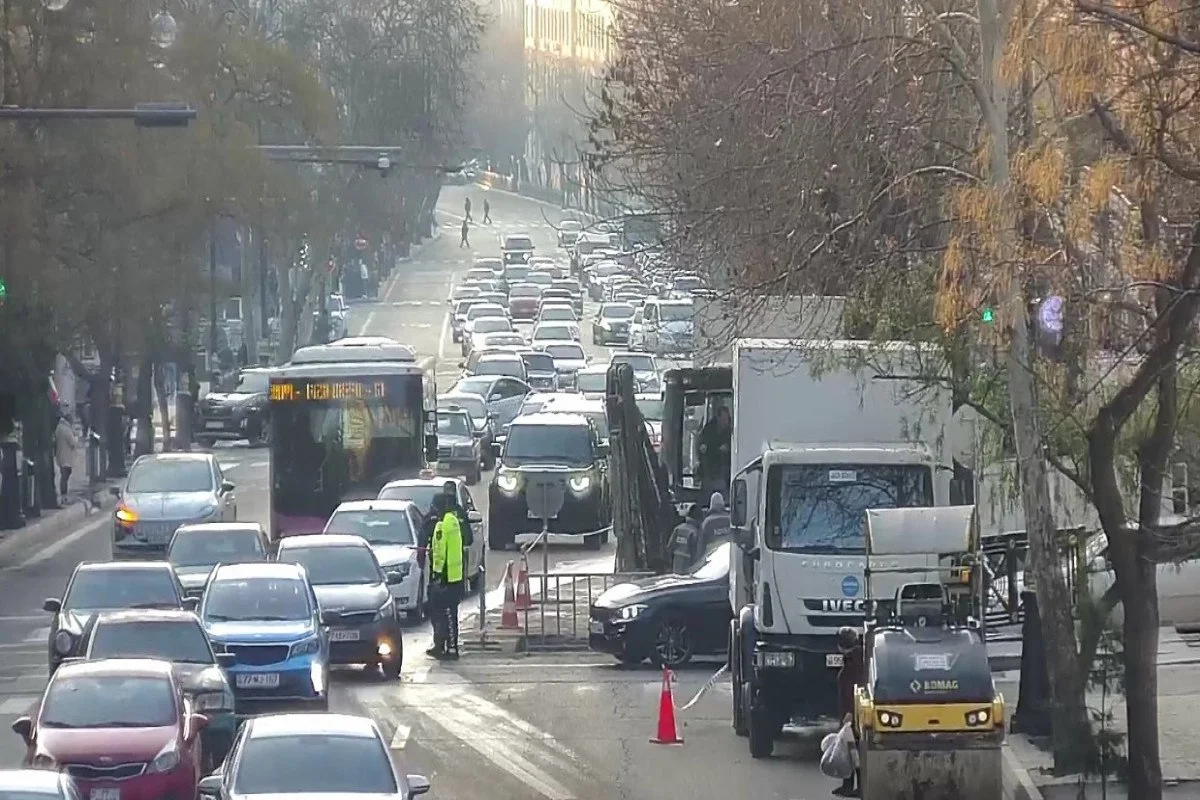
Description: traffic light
xmin=981 ymin=307 xmax=994 ymax=323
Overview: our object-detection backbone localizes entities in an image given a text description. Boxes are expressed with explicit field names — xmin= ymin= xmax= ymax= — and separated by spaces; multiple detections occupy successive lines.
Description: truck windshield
xmin=765 ymin=464 xmax=932 ymax=553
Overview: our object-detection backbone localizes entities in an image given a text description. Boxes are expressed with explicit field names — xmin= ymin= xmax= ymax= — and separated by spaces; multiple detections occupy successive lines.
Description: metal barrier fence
xmin=521 ymin=570 xmax=654 ymax=650
xmin=981 ymin=527 xmax=1091 ymax=629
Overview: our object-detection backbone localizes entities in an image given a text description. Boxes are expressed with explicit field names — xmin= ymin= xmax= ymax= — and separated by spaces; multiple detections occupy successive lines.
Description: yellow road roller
xmin=853 ymin=506 xmax=1006 ymax=800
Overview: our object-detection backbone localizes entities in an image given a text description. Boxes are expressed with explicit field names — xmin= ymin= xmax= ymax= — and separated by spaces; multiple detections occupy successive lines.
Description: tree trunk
xmin=134 ymin=356 xmax=154 ymax=457
xmin=976 ymin=0 xmax=1089 ymax=764
xmin=242 ymin=230 xmax=259 ymax=367
xmin=153 ymin=363 xmax=172 ymax=453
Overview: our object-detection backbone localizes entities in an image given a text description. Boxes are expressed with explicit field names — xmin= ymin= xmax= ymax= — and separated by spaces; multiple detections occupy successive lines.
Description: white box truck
xmin=725 ymin=338 xmax=959 ymax=757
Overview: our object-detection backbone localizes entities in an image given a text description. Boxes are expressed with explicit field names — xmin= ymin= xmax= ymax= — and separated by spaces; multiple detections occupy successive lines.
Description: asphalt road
xmin=0 ymin=186 xmax=831 ymax=800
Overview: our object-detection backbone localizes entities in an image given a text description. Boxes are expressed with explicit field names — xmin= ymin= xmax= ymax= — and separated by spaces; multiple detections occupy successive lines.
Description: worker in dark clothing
xmin=460 ymin=219 xmax=470 ymax=248
xmin=699 ymin=491 xmax=731 ymax=553
xmin=698 ymin=406 xmax=732 ymax=499
xmin=426 ymin=497 xmax=466 ymax=660
xmin=482 ymin=199 xmax=492 ymax=224
xmin=670 ymin=505 xmax=704 ymax=573
xmin=464 ymin=197 xmax=473 ymax=222
xmin=834 ymin=626 xmax=864 ymax=797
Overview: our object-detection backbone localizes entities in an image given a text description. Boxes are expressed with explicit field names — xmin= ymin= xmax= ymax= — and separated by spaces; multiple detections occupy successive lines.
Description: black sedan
xmin=589 ymin=542 xmax=733 ymax=668
xmin=195 ymin=368 xmax=272 ymax=447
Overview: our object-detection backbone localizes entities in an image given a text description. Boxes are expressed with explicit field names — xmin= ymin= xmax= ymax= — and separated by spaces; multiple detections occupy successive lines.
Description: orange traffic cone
xmin=650 ymin=666 xmax=683 ymax=744
xmin=499 ymin=561 xmax=520 ymax=629
xmin=515 ymin=556 xmax=533 ymax=611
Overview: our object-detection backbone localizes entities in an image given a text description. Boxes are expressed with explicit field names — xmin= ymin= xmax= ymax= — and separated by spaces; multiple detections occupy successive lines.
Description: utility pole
xmin=208 ymin=218 xmax=218 ymax=376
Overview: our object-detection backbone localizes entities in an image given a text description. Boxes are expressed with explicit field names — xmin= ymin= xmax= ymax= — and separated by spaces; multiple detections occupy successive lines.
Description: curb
xmin=1003 ymin=744 xmax=1044 ymax=800
xmin=0 ymin=487 xmax=118 ymax=569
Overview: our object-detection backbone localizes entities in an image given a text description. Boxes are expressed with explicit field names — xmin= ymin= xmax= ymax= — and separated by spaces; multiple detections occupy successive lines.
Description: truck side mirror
xmin=730 ymin=478 xmax=747 ymax=527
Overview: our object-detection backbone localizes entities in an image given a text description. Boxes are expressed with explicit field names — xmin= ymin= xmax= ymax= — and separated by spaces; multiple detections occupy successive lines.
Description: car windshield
xmin=64 ymin=569 xmax=179 ymax=611
xmin=534 ymin=325 xmax=572 ymax=340
xmin=510 ymin=285 xmax=541 ymax=298
xmin=540 ymin=308 xmax=575 ymax=321
xmin=687 ymin=542 xmax=732 ymax=580
xmin=612 ymin=354 xmax=655 ymax=372
xmin=452 ymin=286 xmax=480 ymax=300
xmin=203 ymin=578 xmax=311 ymax=622
xmin=125 ymin=460 xmax=213 ymax=493
xmin=467 ymin=270 xmax=492 ymax=282
xmin=637 ymin=398 xmax=664 ymax=421
xmin=674 ymin=276 xmax=702 ymax=291
xmin=467 ymin=305 xmax=503 ymax=321
xmin=505 ymin=265 xmax=530 ymax=282
xmin=326 ymin=509 xmax=417 ymax=545
xmin=544 ymin=344 xmax=585 ymax=360
xmin=473 ymin=318 xmax=512 ymax=334
xmin=454 ymin=299 xmax=478 ymax=315
xmin=602 ymin=305 xmax=635 ymax=320
xmin=376 ymin=486 xmax=440 ymax=516
xmin=475 ymin=359 xmax=524 ymax=379
xmin=438 ymin=413 xmax=473 ymax=437
xmin=234 ymin=734 xmax=398 ymax=795
xmin=504 ymin=236 xmax=534 ymax=250
xmin=521 ymin=353 xmax=554 ymax=372
xmin=504 ymin=424 xmax=593 ymax=467
xmin=660 ymin=303 xmax=693 ymax=321
xmin=575 ymin=372 xmax=607 ymax=393
xmin=439 ymin=395 xmax=486 ymax=418
xmin=88 ymin=620 xmax=215 ymax=664
xmin=278 ymin=545 xmax=382 ymax=586
xmin=168 ymin=530 xmax=264 ymax=568
xmin=527 ymin=273 xmax=552 ymax=285
xmin=40 ymin=675 xmax=177 ymax=728
xmin=233 ymin=372 xmax=269 ymax=393
xmin=453 ymin=377 xmax=496 ymax=397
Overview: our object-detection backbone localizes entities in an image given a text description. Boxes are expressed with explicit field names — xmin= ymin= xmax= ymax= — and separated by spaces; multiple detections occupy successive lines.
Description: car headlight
xmin=378 ymin=601 xmax=396 ymax=620
xmin=148 ymin=748 xmax=180 ymax=774
xmin=115 ymin=505 xmax=138 ymax=525
xmin=568 ymin=474 xmax=592 ymax=494
xmin=53 ymin=630 xmax=74 ymax=655
xmin=290 ymin=636 xmax=321 ymax=658
xmin=30 ymin=754 xmax=57 ymax=770
xmin=194 ymin=690 xmax=232 ymax=711
xmin=497 ymin=472 xmax=520 ymax=493
xmin=389 ymin=562 xmax=413 ymax=579
xmin=618 ymin=604 xmax=647 ymax=621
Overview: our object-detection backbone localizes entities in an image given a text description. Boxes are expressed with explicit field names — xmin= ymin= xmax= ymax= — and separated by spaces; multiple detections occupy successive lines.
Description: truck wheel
xmin=747 ymin=685 xmax=775 ymax=758
xmin=730 ymin=623 xmax=748 ymax=737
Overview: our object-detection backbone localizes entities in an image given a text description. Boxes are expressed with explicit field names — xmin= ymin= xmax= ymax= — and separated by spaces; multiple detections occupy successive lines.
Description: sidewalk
xmin=1002 ymin=626 xmax=1200 ymax=798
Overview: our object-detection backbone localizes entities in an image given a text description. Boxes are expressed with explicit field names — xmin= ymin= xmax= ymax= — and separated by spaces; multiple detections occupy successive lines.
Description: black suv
xmin=195 ymin=368 xmax=271 ymax=447
xmin=487 ymin=413 xmax=611 ymax=550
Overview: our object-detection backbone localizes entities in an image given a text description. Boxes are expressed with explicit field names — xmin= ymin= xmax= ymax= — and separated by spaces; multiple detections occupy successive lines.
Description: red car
xmin=12 ymin=658 xmax=207 ymax=800
xmin=507 ymin=284 xmax=544 ymax=320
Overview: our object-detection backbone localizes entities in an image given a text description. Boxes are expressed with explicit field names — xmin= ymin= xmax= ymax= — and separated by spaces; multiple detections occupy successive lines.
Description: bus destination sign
xmin=269 ymin=379 xmax=388 ymax=402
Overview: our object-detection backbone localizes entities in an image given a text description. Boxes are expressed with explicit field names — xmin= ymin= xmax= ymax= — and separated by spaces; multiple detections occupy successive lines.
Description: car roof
xmin=610 ymin=351 xmax=653 ymax=361
xmin=510 ymin=412 xmax=591 ymax=428
xmin=477 ymin=353 xmax=522 ymax=362
xmin=577 ymin=364 xmax=609 ymax=375
xmin=56 ymin=657 xmax=176 ymax=679
xmin=381 ymin=477 xmax=460 ymax=490
xmin=173 ymin=522 xmax=264 ymax=535
xmin=94 ymin=609 xmax=200 ymax=625
xmin=439 ymin=391 xmax=486 ymax=404
xmin=248 ymin=713 xmax=379 ymax=740
xmin=277 ymin=533 xmax=372 ymax=549
xmin=600 ymin=302 xmax=635 ymax=309
xmin=130 ymin=452 xmax=214 ymax=466
xmin=0 ymin=769 xmax=71 ymax=792
xmin=470 ymin=302 xmax=505 ymax=312
xmin=211 ymin=561 xmax=306 ymax=581
xmin=438 ymin=406 xmax=472 ymax=418
xmin=76 ymin=560 xmax=174 ymax=574
xmin=536 ymin=340 xmax=584 ymax=351
xmin=332 ymin=498 xmax=419 ymax=513
xmin=634 ymin=392 xmax=663 ymax=401
xmin=541 ymin=394 xmax=604 ymax=411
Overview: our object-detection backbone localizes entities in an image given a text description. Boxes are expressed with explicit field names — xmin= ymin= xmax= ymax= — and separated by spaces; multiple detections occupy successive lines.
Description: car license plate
xmin=205 ymin=421 xmax=224 ymax=430
xmin=589 ymin=621 xmax=604 ymax=634
xmin=90 ymin=789 xmax=119 ymax=800
xmin=527 ymin=509 xmax=558 ymax=519
xmin=826 ymin=653 xmax=844 ymax=668
xmin=235 ymin=672 xmax=280 ymax=689
xmin=329 ymin=629 xmax=361 ymax=642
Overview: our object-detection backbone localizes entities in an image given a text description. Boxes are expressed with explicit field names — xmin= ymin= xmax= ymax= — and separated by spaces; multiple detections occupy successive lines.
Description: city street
xmin=0 ymin=186 xmax=851 ymax=800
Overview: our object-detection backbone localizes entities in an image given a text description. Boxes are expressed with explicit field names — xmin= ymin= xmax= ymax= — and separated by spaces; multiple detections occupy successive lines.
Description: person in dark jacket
xmin=698 ymin=407 xmax=732 ymax=498
xmin=834 ymin=626 xmax=864 ymax=797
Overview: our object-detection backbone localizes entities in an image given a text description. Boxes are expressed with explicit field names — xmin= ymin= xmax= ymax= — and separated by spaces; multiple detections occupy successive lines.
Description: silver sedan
xmin=110 ymin=453 xmax=237 ymax=559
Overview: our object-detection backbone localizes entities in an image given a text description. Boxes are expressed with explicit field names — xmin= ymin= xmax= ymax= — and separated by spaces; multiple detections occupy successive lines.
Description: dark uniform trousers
xmin=431 ymin=579 xmax=465 ymax=652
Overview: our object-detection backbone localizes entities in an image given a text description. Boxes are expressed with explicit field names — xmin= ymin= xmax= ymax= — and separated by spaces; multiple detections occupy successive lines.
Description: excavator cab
xmin=662 ymin=366 xmax=732 ymax=509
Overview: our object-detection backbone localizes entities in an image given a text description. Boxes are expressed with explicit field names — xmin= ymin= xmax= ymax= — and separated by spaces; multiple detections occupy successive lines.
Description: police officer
xmin=670 ymin=505 xmax=704 ymax=573
xmin=426 ymin=497 xmax=466 ymax=660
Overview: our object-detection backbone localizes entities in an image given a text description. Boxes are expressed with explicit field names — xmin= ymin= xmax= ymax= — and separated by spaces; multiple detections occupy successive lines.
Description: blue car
xmin=199 ymin=561 xmax=336 ymax=713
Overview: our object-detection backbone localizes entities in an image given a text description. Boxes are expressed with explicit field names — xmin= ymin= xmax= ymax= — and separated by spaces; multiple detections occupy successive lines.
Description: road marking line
xmin=389 ymin=723 xmax=411 ymax=750
xmin=24 ymin=627 xmax=47 ymax=643
xmin=11 ymin=514 xmax=111 ymax=570
xmin=250 ymin=460 xmax=270 ymax=468
xmin=0 ymin=696 xmax=36 ymax=715
xmin=0 ymin=615 xmax=49 ymax=622
xmin=218 ymin=461 xmax=239 ymax=471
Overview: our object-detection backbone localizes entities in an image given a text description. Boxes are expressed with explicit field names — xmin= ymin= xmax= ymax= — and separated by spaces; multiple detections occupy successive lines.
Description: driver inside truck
xmin=698 ymin=405 xmax=732 ymax=499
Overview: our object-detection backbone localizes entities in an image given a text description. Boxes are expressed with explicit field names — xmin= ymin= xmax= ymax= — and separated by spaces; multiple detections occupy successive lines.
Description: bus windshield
xmin=270 ymin=373 xmax=426 ymax=537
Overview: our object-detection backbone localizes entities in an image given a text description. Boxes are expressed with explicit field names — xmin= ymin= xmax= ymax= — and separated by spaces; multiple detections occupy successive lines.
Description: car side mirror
xmin=11 ymin=716 xmax=32 ymax=743
xmin=596 ymin=443 xmax=610 ymax=457
xmin=491 ymin=442 xmax=502 ymax=457
xmin=187 ymin=714 xmax=209 ymax=740
xmin=320 ymin=610 xmax=340 ymax=626
xmin=43 ymin=598 xmax=61 ymax=614
xmin=182 ymin=597 xmax=200 ymax=612
xmin=386 ymin=571 xmax=404 ymax=585
xmin=220 ymin=480 xmax=235 ymax=494
xmin=468 ymin=510 xmax=482 ymax=523
xmin=459 ymin=361 xmax=466 ymax=369
xmin=197 ymin=775 xmax=223 ymax=796
xmin=730 ymin=478 xmax=748 ymax=528
xmin=109 ymin=486 xmax=122 ymax=497
xmin=407 ymin=775 xmax=432 ymax=797
xmin=425 ymin=434 xmax=438 ymax=464
xmin=216 ymin=652 xmax=237 ymax=668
